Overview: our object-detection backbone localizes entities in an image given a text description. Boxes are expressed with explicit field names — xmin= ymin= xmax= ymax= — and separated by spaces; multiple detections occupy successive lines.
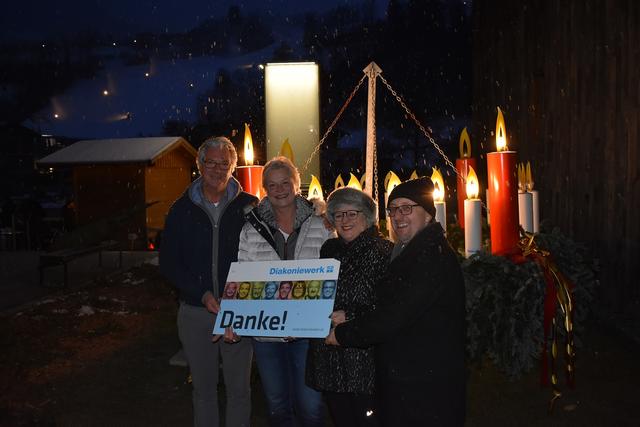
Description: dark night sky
xmin=1 ymin=0 xmax=385 ymax=41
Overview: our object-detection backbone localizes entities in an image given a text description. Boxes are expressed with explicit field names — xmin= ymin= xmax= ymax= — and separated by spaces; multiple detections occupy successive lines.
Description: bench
xmin=39 ymin=240 xmax=123 ymax=287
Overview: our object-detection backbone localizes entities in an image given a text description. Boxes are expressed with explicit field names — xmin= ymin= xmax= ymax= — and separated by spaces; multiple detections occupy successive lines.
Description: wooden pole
xmin=363 ymin=62 xmax=382 ymax=197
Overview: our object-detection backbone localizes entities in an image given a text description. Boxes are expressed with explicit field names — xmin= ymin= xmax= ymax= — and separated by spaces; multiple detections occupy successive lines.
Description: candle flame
xmin=359 ymin=174 xmax=366 ymax=190
xmin=495 ymin=107 xmax=508 ymax=151
xmin=279 ymin=138 xmax=295 ymax=164
xmin=385 ymin=171 xmax=402 ymax=195
xmin=517 ymin=163 xmax=526 ymax=192
xmin=431 ymin=167 xmax=445 ymax=202
xmin=334 ymin=174 xmax=345 ymax=190
xmin=243 ymin=123 xmax=254 ymax=166
xmin=466 ymin=166 xmax=480 ymax=199
xmin=308 ymin=175 xmax=324 ymax=200
xmin=526 ymin=161 xmax=534 ymax=191
xmin=410 ymin=170 xmax=419 ymax=180
xmin=459 ymin=127 xmax=472 ymax=158
xmin=347 ymin=173 xmax=362 ymax=190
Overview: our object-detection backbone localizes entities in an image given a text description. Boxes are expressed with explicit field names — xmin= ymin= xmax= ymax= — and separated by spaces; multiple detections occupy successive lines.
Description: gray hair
xmin=326 ymin=187 xmax=378 ymax=228
xmin=196 ymin=136 xmax=238 ymax=171
xmin=262 ymin=156 xmax=301 ymax=193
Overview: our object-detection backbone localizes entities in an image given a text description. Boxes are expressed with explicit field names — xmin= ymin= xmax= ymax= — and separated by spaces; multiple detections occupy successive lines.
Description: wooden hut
xmin=38 ymin=137 xmax=196 ymax=249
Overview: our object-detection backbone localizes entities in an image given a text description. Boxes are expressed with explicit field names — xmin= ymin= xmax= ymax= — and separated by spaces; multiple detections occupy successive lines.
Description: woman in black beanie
xmin=326 ymin=177 xmax=467 ymax=427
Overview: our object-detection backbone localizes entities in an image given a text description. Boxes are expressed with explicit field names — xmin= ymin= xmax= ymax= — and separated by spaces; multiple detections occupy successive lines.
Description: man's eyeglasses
xmin=385 ymin=204 xmax=419 ymax=217
xmin=333 ymin=210 xmax=362 ymax=221
xmin=203 ymin=159 xmax=231 ymax=170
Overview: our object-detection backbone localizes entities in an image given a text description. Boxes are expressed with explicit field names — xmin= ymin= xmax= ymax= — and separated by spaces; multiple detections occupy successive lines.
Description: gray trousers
xmin=178 ymin=302 xmax=253 ymax=427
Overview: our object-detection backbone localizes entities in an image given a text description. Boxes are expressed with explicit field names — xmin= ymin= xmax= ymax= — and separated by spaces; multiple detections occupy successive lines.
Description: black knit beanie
xmin=388 ymin=177 xmax=436 ymax=217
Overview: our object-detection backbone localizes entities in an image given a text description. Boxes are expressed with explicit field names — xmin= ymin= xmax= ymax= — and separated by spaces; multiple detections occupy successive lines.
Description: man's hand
xmin=330 ymin=310 xmax=346 ymax=327
xmin=212 ymin=327 xmax=241 ymax=344
xmin=325 ymin=328 xmax=340 ymax=346
xmin=203 ymin=292 xmax=220 ymax=314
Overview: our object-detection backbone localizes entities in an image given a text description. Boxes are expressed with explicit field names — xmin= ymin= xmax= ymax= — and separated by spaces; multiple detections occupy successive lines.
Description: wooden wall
xmin=471 ymin=0 xmax=640 ymax=310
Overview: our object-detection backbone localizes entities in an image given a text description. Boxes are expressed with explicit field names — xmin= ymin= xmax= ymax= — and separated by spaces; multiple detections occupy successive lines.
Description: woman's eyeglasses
xmin=333 ymin=210 xmax=362 ymax=221
xmin=385 ymin=204 xmax=419 ymax=217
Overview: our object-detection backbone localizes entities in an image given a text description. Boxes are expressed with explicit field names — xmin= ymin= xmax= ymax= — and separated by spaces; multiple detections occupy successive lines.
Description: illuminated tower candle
xmin=464 ymin=166 xmax=482 ymax=257
xmin=307 ymin=175 xmax=324 ymax=200
xmin=486 ymin=107 xmax=519 ymax=255
xmin=235 ymin=123 xmax=264 ymax=199
xmin=456 ymin=127 xmax=477 ymax=228
xmin=517 ymin=163 xmax=533 ymax=233
xmin=384 ymin=171 xmax=402 ymax=242
xmin=525 ymin=162 xmax=540 ymax=233
xmin=431 ymin=167 xmax=446 ymax=231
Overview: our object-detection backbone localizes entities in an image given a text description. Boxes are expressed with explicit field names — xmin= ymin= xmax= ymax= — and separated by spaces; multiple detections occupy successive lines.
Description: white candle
xmin=435 ymin=201 xmax=447 ymax=232
xmin=464 ymin=198 xmax=482 ymax=257
xmin=530 ymin=190 xmax=539 ymax=233
xmin=518 ymin=191 xmax=533 ymax=233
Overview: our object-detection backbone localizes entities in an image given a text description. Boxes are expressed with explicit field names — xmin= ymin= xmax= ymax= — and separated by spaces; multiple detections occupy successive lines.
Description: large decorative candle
xmin=456 ymin=127 xmax=477 ymax=228
xmin=486 ymin=107 xmax=519 ymax=255
xmin=307 ymin=174 xmax=324 ymax=200
xmin=236 ymin=123 xmax=264 ymax=199
xmin=464 ymin=166 xmax=482 ymax=257
xmin=526 ymin=162 xmax=540 ymax=233
xmin=346 ymin=173 xmax=363 ymax=190
xmin=517 ymin=163 xmax=533 ymax=233
xmin=431 ymin=167 xmax=446 ymax=231
xmin=384 ymin=171 xmax=402 ymax=242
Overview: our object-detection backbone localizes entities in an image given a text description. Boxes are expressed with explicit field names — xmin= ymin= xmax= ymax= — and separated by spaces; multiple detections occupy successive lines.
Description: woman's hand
xmin=212 ymin=327 xmax=241 ymax=344
xmin=325 ymin=328 xmax=340 ymax=346
xmin=203 ymin=293 xmax=220 ymax=314
xmin=330 ymin=310 xmax=346 ymax=327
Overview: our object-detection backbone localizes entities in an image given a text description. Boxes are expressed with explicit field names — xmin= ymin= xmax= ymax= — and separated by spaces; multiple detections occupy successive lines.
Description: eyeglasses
xmin=333 ymin=210 xmax=361 ymax=221
xmin=385 ymin=204 xmax=419 ymax=217
xmin=203 ymin=159 xmax=231 ymax=170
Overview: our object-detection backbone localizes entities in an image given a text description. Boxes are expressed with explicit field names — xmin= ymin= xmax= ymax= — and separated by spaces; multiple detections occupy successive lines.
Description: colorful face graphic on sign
xmin=264 ymin=281 xmax=278 ymax=300
xmin=292 ymin=281 xmax=307 ymax=300
xmin=321 ymin=280 xmax=337 ymax=299
xmin=251 ymin=282 xmax=265 ymax=299
xmin=278 ymin=281 xmax=292 ymax=299
xmin=223 ymin=282 xmax=239 ymax=299
xmin=238 ymin=282 xmax=251 ymax=300
xmin=306 ymin=281 xmax=321 ymax=299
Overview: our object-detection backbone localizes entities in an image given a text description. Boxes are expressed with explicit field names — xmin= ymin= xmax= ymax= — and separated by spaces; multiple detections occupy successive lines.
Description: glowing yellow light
xmin=526 ymin=161 xmax=534 ymax=191
xmin=517 ymin=163 xmax=526 ymax=191
xmin=385 ymin=171 xmax=401 ymax=196
xmin=279 ymin=138 xmax=294 ymax=164
xmin=431 ymin=167 xmax=445 ymax=202
xmin=466 ymin=166 xmax=480 ymax=199
xmin=495 ymin=107 xmax=508 ymax=151
xmin=359 ymin=174 xmax=366 ymax=190
xmin=410 ymin=170 xmax=419 ymax=180
xmin=347 ymin=173 xmax=362 ymax=190
xmin=243 ymin=123 xmax=254 ymax=166
xmin=307 ymin=175 xmax=324 ymax=200
xmin=459 ymin=127 xmax=472 ymax=158
xmin=334 ymin=175 xmax=345 ymax=190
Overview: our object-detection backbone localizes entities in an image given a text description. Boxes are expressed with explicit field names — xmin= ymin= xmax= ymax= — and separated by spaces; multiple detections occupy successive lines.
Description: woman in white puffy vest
xmin=238 ymin=156 xmax=334 ymax=427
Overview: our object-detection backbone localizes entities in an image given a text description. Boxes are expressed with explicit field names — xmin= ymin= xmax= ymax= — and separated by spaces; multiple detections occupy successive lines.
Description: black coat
xmin=306 ymin=227 xmax=393 ymax=394
xmin=335 ymin=222 xmax=466 ymax=426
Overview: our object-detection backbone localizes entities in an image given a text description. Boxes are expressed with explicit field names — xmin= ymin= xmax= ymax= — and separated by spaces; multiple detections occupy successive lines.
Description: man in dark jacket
xmin=160 ymin=136 xmax=257 ymax=427
xmin=326 ymin=177 xmax=467 ymax=427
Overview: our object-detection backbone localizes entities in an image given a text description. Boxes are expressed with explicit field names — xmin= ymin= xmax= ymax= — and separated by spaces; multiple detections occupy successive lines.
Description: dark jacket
xmin=335 ymin=222 xmax=466 ymax=426
xmin=306 ymin=227 xmax=392 ymax=394
xmin=159 ymin=177 xmax=257 ymax=307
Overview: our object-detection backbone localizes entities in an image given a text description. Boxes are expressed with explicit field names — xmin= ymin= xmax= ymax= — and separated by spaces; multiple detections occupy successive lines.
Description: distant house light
xmin=145 ymin=72 xmax=150 ymax=77
xmin=53 ymin=113 xmax=59 ymax=119
xmin=103 ymin=90 xmax=109 ymax=96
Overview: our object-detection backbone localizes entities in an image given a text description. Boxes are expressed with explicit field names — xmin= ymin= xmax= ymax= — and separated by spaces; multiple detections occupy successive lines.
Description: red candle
xmin=236 ymin=165 xmax=263 ymax=199
xmin=486 ymin=108 xmax=519 ymax=255
xmin=456 ymin=127 xmax=477 ymax=228
xmin=237 ymin=123 xmax=264 ymax=199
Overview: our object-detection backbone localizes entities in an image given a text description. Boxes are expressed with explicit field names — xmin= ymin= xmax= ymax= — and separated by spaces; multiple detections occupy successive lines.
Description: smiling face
xmin=264 ymin=168 xmax=296 ymax=210
xmin=321 ymin=280 xmax=336 ymax=299
xmin=223 ymin=282 xmax=239 ymax=299
xmin=199 ymin=146 xmax=233 ymax=196
xmin=251 ymin=282 xmax=264 ymax=299
xmin=264 ymin=282 xmax=278 ymax=299
xmin=278 ymin=281 xmax=292 ymax=299
xmin=307 ymin=281 xmax=321 ymax=299
xmin=292 ymin=281 xmax=306 ymax=299
xmin=237 ymin=282 xmax=251 ymax=299
xmin=389 ymin=197 xmax=431 ymax=244
xmin=333 ymin=203 xmax=368 ymax=243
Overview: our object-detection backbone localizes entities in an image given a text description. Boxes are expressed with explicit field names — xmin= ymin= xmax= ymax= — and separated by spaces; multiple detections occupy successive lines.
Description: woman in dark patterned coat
xmin=306 ymin=187 xmax=393 ymax=427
